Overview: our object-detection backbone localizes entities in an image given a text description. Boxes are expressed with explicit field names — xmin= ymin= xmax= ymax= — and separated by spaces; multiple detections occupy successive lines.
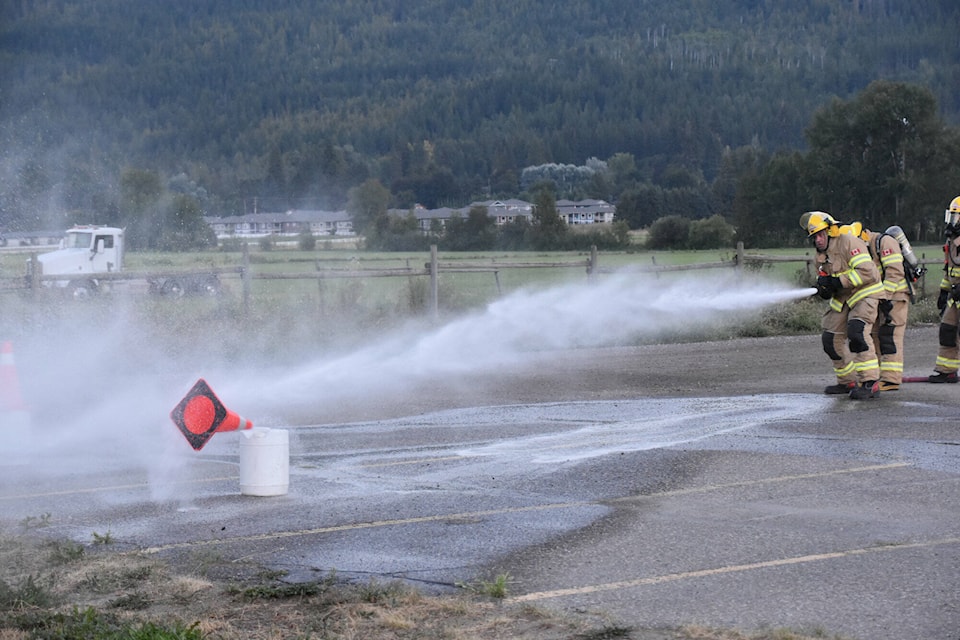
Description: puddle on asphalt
xmin=453 ymin=395 xmax=833 ymax=463
xmin=318 ymin=394 xmax=834 ymax=466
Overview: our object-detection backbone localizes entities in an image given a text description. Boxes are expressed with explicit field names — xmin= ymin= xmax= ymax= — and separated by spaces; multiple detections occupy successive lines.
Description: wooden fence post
xmin=241 ymin=243 xmax=251 ymax=315
xmin=736 ymin=242 xmax=745 ymax=270
xmin=588 ymin=245 xmax=597 ymax=281
xmin=429 ymin=244 xmax=438 ymax=319
xmin=29 ymin=253 xmax=39 ymax=295
xmin=920 ymin=252 xmax=928 ymax=300
xmin=316 ymin=260 xmax=326 ymax=316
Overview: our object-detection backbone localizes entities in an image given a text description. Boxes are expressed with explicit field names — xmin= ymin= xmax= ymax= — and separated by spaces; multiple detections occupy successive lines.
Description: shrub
xmin=298 ymin=231 xmax=317 ymax=251
xmin=647 ymin=215 xmax=690 ymax=249
xmin=689 ymin=215 xmax=736 ymax=249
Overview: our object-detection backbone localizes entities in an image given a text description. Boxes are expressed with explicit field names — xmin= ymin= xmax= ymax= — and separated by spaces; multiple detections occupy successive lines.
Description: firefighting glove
xmin=816 ymin=274 xmax=842 ymax=299
xmin=938 ymin=289 xmax=950 ymax=313
xmin=878 ymin=299 xmax=893 ymax=324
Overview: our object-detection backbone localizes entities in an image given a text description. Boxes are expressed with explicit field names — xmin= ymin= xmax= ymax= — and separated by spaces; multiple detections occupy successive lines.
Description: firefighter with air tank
xmin=928 ymin=196 xmax=960 ymax=383
xmin=801 ymin=211 xmax=884 ymax=399
xmin=856 ymin=223 xmax=923 ymax=392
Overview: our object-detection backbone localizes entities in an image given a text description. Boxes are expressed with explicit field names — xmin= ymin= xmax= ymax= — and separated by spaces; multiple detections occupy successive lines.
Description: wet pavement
xmin=1 ymin=326 xmax=958 ymax=639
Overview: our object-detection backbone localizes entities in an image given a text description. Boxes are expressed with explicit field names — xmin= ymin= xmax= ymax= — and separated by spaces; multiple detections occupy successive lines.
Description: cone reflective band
xmin=170 ymin=378 xmax=252 ymax=451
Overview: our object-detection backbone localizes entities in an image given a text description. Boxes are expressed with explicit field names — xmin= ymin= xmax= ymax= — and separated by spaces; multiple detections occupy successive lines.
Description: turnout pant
xmin=871 ymin=299 xmax=908 ymax=385
xmin=934 ymin=303 xmax=960 ymax=374
xmin=821 ymin=298 xmax=880 ymax=385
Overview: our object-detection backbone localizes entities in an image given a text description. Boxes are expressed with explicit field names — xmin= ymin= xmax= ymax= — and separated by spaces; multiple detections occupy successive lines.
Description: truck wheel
xmin=162 ymin=279 xmax=185 ymax=298
xmin=71 ymin=280 xmax=96 ymax=299
xmin=200 ymin=276 xmax=221 ymax=297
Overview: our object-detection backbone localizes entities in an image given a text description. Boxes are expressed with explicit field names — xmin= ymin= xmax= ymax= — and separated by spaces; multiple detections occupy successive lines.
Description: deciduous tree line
xmin=3 ymin=0 xmax=958 ymax=247
xmin=44 ymin=81 xmax=960 ymax=253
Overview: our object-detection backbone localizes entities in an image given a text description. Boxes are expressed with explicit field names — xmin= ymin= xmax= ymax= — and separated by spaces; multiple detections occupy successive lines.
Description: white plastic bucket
xmin=239 ymin=428 xmax=289 ymax=496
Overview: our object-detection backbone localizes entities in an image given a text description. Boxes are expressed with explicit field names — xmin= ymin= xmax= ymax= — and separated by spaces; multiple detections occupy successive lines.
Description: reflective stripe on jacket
xmin=865 ymin=231 xmax=908 ymax=301
xmin=822 ymin=232 xmax=881 ymax=311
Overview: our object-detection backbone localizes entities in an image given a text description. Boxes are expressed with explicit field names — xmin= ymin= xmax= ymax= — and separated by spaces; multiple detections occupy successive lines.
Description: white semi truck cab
xmin=30 ymin=225 xmax=220 ymax=298
xmin=38 ymin=225 xmax=125 ymax=277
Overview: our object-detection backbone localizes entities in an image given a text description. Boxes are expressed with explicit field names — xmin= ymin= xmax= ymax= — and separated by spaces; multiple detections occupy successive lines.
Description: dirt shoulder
xmin=0 ymin=531 xmax=848 ymax=639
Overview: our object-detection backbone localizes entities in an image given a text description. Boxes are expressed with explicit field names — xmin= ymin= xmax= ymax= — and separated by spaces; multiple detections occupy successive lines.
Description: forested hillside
xmin=2 ymin=0 xmax=959 ymax=243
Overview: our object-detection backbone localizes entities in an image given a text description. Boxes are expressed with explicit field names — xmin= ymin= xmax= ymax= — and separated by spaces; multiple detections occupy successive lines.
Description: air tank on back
xmin=885 ymin=225 xmax=925 ymax=281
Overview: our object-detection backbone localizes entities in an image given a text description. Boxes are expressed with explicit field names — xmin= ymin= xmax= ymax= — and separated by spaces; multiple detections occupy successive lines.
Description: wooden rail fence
xmin=3 ymin=243 xmax=945 ymax=315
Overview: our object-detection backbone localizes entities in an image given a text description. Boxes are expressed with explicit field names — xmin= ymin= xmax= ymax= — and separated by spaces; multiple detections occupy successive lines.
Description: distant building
xmin=205 ymin=210 xmax=354 ymax=238
xmin=205 ymin=198 xmax=614 ymax=240
xmin=389 ymin=205 xmax=467 ymax=233
xmin=556 ymin=199 xmax=615 ymax=225
xmin=392 ymin=200 xmax=537 ymax=232
xmin=473 ymin=199 xmax=536 ymax=225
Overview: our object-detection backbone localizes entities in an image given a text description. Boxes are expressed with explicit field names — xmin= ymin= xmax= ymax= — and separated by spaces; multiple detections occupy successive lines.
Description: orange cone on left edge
xmin=0 ymin=340 xmax=27 ymax=413
xmin=170 ymin=378 xmax=252 ymax=451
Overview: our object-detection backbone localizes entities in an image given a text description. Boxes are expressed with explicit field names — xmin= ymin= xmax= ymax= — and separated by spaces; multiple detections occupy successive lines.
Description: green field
xmin=0 ymin=244 xmax=945 ymax=362
xmin=3 ymin=242 xmax=946 ymax=299
xmin=2 ymin=244 xmax=755 ymax=311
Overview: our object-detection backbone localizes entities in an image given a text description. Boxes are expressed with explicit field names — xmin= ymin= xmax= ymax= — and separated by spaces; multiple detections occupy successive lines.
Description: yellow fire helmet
xmin=800 ymin=211 xmax=839 ymax=237
xmin=832 ymin=219 xmax=863 ymax=238
xmin=946 ymin=196 xmax=960 ymax=227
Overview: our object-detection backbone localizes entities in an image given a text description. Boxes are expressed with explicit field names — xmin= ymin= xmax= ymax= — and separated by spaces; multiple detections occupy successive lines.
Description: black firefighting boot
xmin=928 ymin=371 xmax=958 ymax=383
xmin=849 ymin=380 xmax=880 ymax=400
xmin=824 ymin=381 xmax=856 ymax=395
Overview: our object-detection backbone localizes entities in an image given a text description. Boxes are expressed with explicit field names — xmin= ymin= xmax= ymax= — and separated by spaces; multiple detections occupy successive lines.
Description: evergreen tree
xmin=527 ymin=188 xmax=567 ymax=250
xmin=159 ymin=194 xmax=216 ymax=251
xmin=120 ymin=169 xmax=164 ymax=250
xmin=347 ymin=179 xmax=391 ymax=246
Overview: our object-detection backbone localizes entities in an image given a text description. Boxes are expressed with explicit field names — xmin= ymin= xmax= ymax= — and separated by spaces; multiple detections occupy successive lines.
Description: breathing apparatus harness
xmin=814 ymin=222 xmax=924 ymax=304
xmin=874 ymin=225 xmax=925 ymax=304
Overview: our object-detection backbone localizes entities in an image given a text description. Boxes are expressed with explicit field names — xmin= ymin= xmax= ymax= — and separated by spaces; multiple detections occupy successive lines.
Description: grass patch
xmin=232 ymin=579 xmax=332 ymax=600
xmin=47 ymin=540 xmax=86 ymax=565
xmin=460 ymin=572 xmax=514 ymax=599
xmin=0 ymin=573 xmax=57 ymax=609
xmin=573 ymin=626 xmax=634 ymax=639
xmin=9 ymin=607 xmax=203 ymax=639
xmin=92 ymin=531 xmax=114 ymax=546
xmin=0 ymin=532 xmax=855 ymax=640
xmin=19 ymin=513 xmax=52 ymax=530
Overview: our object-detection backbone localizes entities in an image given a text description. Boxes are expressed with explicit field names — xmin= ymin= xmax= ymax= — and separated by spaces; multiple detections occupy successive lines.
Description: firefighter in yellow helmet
xmin=857 ymin=224 xmax=912 ymax=391
xmin=800 ymin=212 xmax=885 ymax=399
xmin=928 ymin=196 xmax=960 ymax=383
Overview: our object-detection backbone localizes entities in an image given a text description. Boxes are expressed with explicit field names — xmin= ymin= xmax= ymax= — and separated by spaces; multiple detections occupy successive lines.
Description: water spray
xmin=3 ymin=269 xmax=818 ymax=491
xmin=238 ymin=272 xmax=820 ymax=413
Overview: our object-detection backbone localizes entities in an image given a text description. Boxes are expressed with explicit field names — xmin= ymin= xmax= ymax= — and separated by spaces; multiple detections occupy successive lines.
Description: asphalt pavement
xmin=1 ymin=325 xmax=958 ymax=640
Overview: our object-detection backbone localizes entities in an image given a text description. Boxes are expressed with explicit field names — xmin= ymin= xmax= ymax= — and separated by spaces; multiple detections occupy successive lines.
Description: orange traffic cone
xmin=1 ymin=341 xmax=27 ymax=412
xmin=170 ymin=378 xmax=252 ymax=451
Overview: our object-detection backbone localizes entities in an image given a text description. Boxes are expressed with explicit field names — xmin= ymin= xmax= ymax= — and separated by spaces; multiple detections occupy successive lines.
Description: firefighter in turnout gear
xmin=858 ymin=224 xmax=912 ymax=391
xmin=800 ymin=212 xmax=885 ymax=399
xmin=928 ymin=195 xmax=960 ymax=383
